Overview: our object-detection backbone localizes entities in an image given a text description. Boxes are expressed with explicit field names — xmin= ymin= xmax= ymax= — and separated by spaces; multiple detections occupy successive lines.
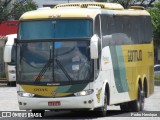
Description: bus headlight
xmin=9 ymin=70 xmax=16 ymax=74
xmin=17 ymin=91 xmax=35 ymax=97
xmin=74 ymin=89 xmax=94 ymax=96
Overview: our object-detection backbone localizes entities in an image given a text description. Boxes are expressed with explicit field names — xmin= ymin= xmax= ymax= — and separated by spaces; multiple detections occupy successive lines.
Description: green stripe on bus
xmin=67 ymin=83 xmax=88 ymax=93
xmin=110 ymin=46 xmax=129 ymax=93
xmin=56 ymin=83 xmax=88 ymax=93
xmin=56 ymin=85 xmax=72 ymax=93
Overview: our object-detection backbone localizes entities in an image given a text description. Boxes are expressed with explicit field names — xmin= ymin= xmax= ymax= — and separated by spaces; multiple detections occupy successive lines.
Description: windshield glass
xmin=17 ymin=41 xmax=93 ymax=83
xmin=18 ymin=19 xmax=92 ymax=40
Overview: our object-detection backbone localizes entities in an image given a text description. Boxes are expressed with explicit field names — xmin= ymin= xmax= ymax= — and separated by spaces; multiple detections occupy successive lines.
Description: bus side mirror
xmin=4 ymin=45 xmax=12 ymax=63
xmin=90 ymin=34 xmax=99 ymax=59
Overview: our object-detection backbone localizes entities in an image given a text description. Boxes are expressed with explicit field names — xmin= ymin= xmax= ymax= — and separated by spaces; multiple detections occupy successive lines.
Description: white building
xmin=32 ymin=0 xmax=94 ymax=8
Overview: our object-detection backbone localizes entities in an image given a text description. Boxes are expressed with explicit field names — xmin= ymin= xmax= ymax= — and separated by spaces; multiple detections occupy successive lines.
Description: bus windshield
xmin=18 ymin=19 xmax=92 ymax=40
xmin=18 ymin=41 xmax=93 ymax=84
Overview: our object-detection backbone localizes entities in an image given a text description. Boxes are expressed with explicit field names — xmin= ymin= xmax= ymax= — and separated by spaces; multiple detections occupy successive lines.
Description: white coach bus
xmin=13 ymin=2 xmax=154 ymax=117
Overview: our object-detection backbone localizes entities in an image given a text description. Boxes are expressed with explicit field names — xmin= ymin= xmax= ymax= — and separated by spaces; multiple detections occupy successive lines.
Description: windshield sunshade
xmin=18 ymin=19 xmax=92 ymax=40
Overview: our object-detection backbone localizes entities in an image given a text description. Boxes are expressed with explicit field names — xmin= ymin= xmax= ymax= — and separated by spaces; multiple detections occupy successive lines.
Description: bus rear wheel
xmin=130 ymin=86 xmax=145 ymax=112
xmin=120 ymin=103 xmax=129 ymax=112
xmin=120 ymin=85 xmax=145 ymax=112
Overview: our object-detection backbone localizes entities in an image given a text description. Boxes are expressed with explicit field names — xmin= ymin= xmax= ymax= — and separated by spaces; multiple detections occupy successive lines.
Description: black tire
xmin=7 ymin=81 xmax=16 ymax=87
xmin=96 ymin=90 xmax=107 ymax=117
xmin=130 ymin=86 xmax=145 ymax=112
xmin=32 ymin=110 xmax=45 ymax=118
xmin=7 ymin=82 xmax=10 ymax=86
xmin=140 ymin=89 xmax=145 ymax=111
xmin=120 ymin=103 xmax=129 ymax=112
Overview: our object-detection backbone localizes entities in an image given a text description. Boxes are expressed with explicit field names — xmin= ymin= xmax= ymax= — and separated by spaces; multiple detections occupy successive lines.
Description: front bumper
xmin=18 ymin=95 xmax=95 ymax=110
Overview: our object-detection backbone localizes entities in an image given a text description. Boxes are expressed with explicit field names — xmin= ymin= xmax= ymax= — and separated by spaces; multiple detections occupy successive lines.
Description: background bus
xmin=0 ymin=20 xmax=18 ymax=86
xmin=0 ymin=20 xmax=18 ymax=36
xmin=14 ymin=2 xmax=154 ymax=117
xmin=0 ymin=36 xmax=6 ymax=79
xmin=4 ymin=34 xmax=17 ymax=86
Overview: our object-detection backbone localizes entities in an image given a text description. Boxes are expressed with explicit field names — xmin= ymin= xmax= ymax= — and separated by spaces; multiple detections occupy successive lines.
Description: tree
xmin=147 ymin=1 xmax=160 ymax=40
xmin=11 ymin=0 xmax=38 ymax=20
xmin=0 ymin=0 xmax=38 ymax=22
xmin=96 ymin=0 xmax=156 ymax=8
xmin=0 ymin=0 xmax=12 ymax=23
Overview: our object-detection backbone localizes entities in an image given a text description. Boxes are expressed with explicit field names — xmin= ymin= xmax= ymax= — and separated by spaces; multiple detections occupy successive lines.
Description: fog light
xmin=9 ymin=70 xmax=16 ymax=74
xmin=23 ymin=103 xmax=27 ymax=106
xmin=19 ymin=102 xmax=22 ymax=105
xmin=88 ymin=100 xmax=92 ymax=104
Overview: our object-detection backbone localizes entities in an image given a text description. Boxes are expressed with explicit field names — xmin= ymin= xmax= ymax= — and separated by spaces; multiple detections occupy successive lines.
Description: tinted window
xmin=19 ymin=19 xmax=93 ymax=40
xmin=101 ymin=15 xmax=152 ymax=47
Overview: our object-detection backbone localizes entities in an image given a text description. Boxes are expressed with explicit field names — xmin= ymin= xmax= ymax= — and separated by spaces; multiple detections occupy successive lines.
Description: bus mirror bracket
xmin=90 ymin=34 xmax=99 ymax=59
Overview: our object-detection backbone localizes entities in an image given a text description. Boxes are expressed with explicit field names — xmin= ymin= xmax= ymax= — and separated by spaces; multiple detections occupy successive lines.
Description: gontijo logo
xmin=128 ymin=50 xmax=142 ymax=62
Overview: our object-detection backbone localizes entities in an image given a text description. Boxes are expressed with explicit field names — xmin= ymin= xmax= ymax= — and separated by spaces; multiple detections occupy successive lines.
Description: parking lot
xmin=0 ymin=83 xmax=160 ymax=119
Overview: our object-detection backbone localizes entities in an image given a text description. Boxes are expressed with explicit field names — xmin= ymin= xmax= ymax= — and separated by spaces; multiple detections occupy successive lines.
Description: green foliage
xmin=0 ymin=0 xmax=38 ymax=22
xmin=11 ymin=0 xmax=38 ymax=20
xmin=147 ymin=1 xmax=160 ymax=40
xmin=0 ymin=6 xmax=9 ymax=22
xmin=97 ymin=0 xmax=108 ymax=2
xmin=155 ymin=74 xmax=160 ymax=81
xmin=0 ymin=0 xmax=11 ymax=23
xmin=107 ymin=0 xmax=156 ymax=8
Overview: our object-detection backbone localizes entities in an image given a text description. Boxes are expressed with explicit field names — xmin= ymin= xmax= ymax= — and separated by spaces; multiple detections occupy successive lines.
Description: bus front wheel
xmin=96 ymin=90 xmax=107 ymax=117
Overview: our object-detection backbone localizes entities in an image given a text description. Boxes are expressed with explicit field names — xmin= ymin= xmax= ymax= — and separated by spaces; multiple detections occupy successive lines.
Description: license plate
xmin=48 ymin=101 xmax=61 ymax=106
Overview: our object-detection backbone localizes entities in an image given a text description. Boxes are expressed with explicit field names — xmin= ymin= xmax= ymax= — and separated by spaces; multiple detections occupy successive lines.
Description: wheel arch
xmin=135 ymin=76 xmax=142 ymax=99
xmin=143 ymin=77 xmax=148 ymax=98
xmin=105 ymin=83 xmax=110 ymax=105
xmin=137 ymin=76 xmax=142 ymax=91
xmin=138 ymin=78 xmax=142 ymax=90
xmin=142 ymin=74 xmax=148 ymax=98
xmin=102 ymin=81 xmax=110 ymax=105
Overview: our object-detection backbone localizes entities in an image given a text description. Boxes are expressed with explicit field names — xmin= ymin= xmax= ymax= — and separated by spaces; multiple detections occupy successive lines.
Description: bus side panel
xmin=121 ymin=44 xmax=154 ymax=100
xmin=101 ymin=46 xmax=131 ymax=105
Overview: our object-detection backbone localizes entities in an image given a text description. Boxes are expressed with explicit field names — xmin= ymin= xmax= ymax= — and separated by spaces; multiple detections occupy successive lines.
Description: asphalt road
xmin=0 ymin=83 xmax=160 ymax=119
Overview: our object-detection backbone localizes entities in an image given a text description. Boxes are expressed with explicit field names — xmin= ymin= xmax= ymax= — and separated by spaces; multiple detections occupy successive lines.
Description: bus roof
xmin=19 ymin=2 xmax=150 ymax=20
xmin=20 ymin=8 xmax=101 ymax=20
xmin=54 ymin=2 xmax=124 ymax=10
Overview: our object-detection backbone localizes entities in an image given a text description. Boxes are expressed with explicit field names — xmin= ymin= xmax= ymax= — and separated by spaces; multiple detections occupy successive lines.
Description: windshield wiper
xmin=55 ymin=58 xmax=72 ymax=82
xmin=34 ymin=48 xmax=52 ymax=83
xmin=34 ymin=59 xmax=52 ymax=83
xmin=34 ymin=49 xmax=73 ymax=83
